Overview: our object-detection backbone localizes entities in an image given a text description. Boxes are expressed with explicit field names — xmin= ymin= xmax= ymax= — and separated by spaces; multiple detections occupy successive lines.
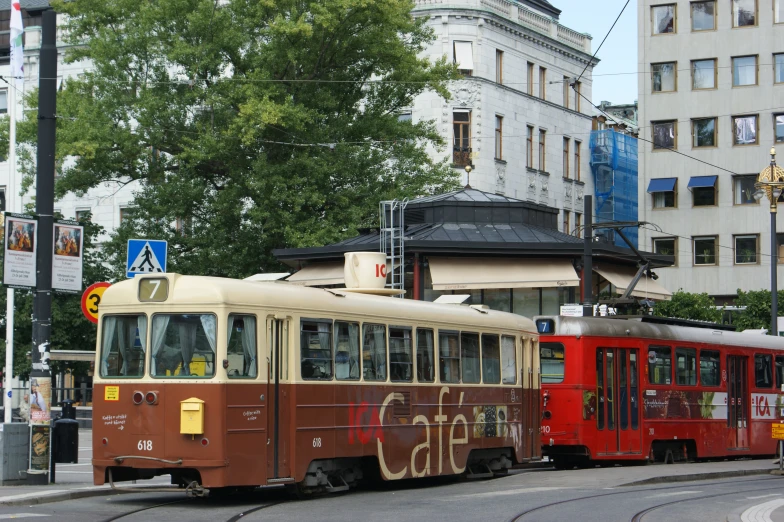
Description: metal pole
xmin=780 ymin=440 xmax=783 ymax=473
xmin=582 ymin=195 xmax=593 ymax=317
xmin=28 ymin=9 xmax=57 ymax=485
xmin=772 ymin=208 xmax=778 ymax=336
xmin=4 ymin=77 xmax=17 ymax=425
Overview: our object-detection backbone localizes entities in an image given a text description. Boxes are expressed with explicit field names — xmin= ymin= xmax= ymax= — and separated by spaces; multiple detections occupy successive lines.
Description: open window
xmin=648 ymin=178 xmax=677 ymax=208
xmin=453 ymin=41 xmax=474 ymax=76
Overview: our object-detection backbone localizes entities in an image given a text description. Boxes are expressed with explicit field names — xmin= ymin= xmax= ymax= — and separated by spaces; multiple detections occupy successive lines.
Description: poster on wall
xmin=2 ymin=213 xmax=37 ymax=288
xmin=52 ymin=219 xmax=84 ymax=293
xmin=29 ymin=377 xmax=51 ymax=426
xmin=30 ymin=425 xmax=50 ymax=472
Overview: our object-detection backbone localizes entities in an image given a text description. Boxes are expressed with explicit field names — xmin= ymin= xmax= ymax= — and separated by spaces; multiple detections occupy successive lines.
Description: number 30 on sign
xmin=81 ymin=282 xmax=111 ymax=324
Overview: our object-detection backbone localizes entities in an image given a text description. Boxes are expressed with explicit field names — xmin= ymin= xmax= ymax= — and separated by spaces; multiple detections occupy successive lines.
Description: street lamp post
xmin=754 ymin=147 xmax=784 ymax=336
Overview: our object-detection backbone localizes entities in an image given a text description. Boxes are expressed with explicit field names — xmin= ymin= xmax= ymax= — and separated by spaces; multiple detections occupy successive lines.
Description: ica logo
xmin=754 ymin=395 xmax=771 ymax=417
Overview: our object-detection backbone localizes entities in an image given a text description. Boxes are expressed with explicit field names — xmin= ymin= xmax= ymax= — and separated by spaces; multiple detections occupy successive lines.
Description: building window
xmin=653 ymin=121 xmax=676 ymax=149
xmin=119 ymin=207 xmax=132 ymax=224
xmin=526 ymin=126 xmax=534 ymax=168
xmin=527 ymin=62 xmax=534 ymax=95
xmin=453 ymin=111 xmax=471 ymax=166
xmin=732 ymin=115 xmax=758 ymax=145
xmin=691 ymin=1 xmax=715 ymax=30
xmin=776 ymin=114 xmax=784 ymax=143
xmin=652 ymin=4 xmax=676 ymax=34
xmin=692 ymin=185 xmax=716 ymax=206
xmin=777 ymin=0 xmax=784 ymax=23
xmin=654 ymin=190 xmax=676 ymax=208
xmin=397 ymin=111 xmax=412 ymax=123
xmin=732 ymin=55 xmax=757 ymax=86
xmin=692 ymin=117 xmax=717 ymax=147
xmin=777 ymin=234 xmax=784 ymax=263
xmin=539 ymin=129 xmax=546 ymax=171
xmin=539 ymin=67 xmax=546 ymax=99
xmin=734 ymin=235 xmax=758 ymax=264
xmin=75 ymin=209 xmax=91 ymax=222
xmin=563 ymin=138 xmax=570 ymax=179
xmin=563 ymin=211 xmax=570 ymax=235
xmin=734 ymin=175 xmax=759 ymax=204
xmin=654 ymin=238 xmax=677 ymax=265
xmin=732 ymin=0 xmax=757 ymax=27
xmin=691 ymin=59 xmax=716 ymax=89
xmin=496 ymin=50 xmax=503 ymax=84
xmin=651 ymin=179 xmax=677 ymax=208
xmin=563 ymin=76 xmax=570 ymax=109
xmin=0 ymin=188 xmax=6 ymax=213
xmin=574 ymin=141 xmax=581 ymax=181
xmin=693 ymin=236 xmax=717 ymax=266
xmin=574 ymin=81 xmax=581 ymax=112
xmin=175 ymin=216 xmax=193 ymax=236
xmin=495 ymin=115 xmax=503 ymax=160
xmin=775 ymin=54 xmax=784 ymax=84
xmin=575 ymin=213 xmax=582 ymax=237
xmin=453 ymin=41 xmax=474 ymax=76
xmin=0 ymin=90 xmax=7 ymax=115
xmin=652 ymin=62 xmax=676 ymax=92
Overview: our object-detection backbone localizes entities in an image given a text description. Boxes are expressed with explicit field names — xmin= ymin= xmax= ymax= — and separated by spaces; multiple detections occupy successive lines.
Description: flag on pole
xmin=10 ymin=0 xmax=24 ymax=90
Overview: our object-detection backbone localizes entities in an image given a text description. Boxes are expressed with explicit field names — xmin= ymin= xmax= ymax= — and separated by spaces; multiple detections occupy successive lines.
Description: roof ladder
xmin=379 ymin=199 xmax=408 ymax=297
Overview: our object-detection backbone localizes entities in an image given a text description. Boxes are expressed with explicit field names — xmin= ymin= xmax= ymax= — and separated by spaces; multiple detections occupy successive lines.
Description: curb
xmin=0 ymin=487 xmax=121 ymax=507
xmin=620 ymin=468 xmax=777 ymax=487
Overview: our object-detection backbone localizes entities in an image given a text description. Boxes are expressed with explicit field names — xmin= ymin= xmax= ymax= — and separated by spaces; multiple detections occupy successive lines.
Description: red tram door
xmin=595 ymin=348 xmax=642 ymax=456
xmin=267 ymin=318 xmax=291 ymax=480
xmin=727 ymin=355 xmax=749 ymax=450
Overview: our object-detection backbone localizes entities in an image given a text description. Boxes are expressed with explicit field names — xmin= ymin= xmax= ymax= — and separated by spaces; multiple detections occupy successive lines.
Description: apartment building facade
xmin=638 ymin=0 xmax=784 ymax=298
xmin=411 ymin=0 xmax=597 ymax=236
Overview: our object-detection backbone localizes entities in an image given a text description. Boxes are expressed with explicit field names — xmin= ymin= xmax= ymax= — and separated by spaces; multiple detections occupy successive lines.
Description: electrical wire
xmin=575 ymin=0 xmax=630 ymax=85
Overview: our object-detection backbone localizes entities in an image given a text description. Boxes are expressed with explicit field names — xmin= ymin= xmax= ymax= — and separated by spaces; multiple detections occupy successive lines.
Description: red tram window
xmin=675 ymin=348 xmax=697 ymax=386
xmin=700 ymin=350 xmax=721 ymax=386
xmin=648 ymin=346 xmax=672 ymax=385
xmin=540 ymin=343 xmax=565 ymax=384
xmin=755 ymin=354 xmax=774 ymax=388
xmin=776 ymin=356 xmax=784 ymax=390
xmin=596 ymin=349 xmax=604 ymax=430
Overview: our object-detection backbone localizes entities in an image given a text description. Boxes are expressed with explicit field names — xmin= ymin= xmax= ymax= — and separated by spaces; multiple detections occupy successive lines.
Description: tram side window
xmin=334 ymin=321 xmax=360 ymax=381
xmin=363 ymin=324 xmax=387 ymax=381
xmin=100 ymin=315 xmax=147 ymax=378
xmin=439 ymin=330 xmax=460 ymax=383
xmin=755 ymin=354 xmax=774 ymax=388
xmin=777 ymin=356 xmax=784 ymax=390
xmin=540 ymin=342 xmax=565 ymax=384
xmin=481 ymin=334 xmax=501 ymax=384
xmin=416 ymin=328 xmax=435 ymax=383
xmin=227 ymin=314 xmax=257 ymax=378
xmin=300 ymin=320 xmax=333 ymax=380
xmin=648 ymin=346 xmax=672 ymax=385
xmin=151 ymin=314 xmax=217 ymax=378
xmin=675 ymin=348 xmax=697 ymax=386
xmin=700 ymin=350 xmax=721 ymax=386
xmin=389 ymin=327 xmax=413 ymax=382
xmin=501 ymin=335 xmax=516 ymax=384
xmin=461 ymin=332 xmax=481 ymax=384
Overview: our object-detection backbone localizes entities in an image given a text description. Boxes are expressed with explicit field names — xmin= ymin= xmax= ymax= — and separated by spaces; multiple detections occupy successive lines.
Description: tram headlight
xmin=132 ymin=391 xmax=144 ymax=405
xmin=145 ymin=391 xmax=159 ymax=405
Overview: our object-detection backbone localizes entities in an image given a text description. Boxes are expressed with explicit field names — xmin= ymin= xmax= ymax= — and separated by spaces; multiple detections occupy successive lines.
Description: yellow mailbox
xmin=180 ymin=397 xmax=205 ymax=435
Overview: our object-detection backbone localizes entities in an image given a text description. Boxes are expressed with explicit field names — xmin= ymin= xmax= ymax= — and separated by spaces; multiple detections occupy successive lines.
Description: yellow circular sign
xmin=81 ymin=282 xmax=111 ymax=324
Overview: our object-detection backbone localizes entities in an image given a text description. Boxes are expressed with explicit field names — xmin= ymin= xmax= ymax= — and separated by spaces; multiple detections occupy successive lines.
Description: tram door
xmin=267 ymin=318 xmax=291 ymax=479
xmin=524 ymin=338 xmax=541 ymax=459
xmin=595 ymin=348 xmax=642 ymax=455
xmin=727 ymin=355 xmax=749 ymax=450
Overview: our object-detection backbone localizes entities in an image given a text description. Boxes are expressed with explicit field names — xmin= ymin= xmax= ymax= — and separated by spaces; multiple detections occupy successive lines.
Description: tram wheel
xmin=553 ymin=458 xmax=575 ymax=470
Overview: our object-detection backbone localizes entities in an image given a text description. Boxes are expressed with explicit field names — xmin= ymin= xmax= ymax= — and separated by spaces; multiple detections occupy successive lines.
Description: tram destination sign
xmin=772 ymin=423 xmax=784 ymax=440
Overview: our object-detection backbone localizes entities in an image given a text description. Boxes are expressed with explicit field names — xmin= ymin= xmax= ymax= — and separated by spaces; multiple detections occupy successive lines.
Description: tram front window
xmin=100 ymin=315 xmax=147 ymax=378
xmin=540 ymin=342 xmax=565 ymax=384
xmin=151 ymin=314 xmax=217 ymax=378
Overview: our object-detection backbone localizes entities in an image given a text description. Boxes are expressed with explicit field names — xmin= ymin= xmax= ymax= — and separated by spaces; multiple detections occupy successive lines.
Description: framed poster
xmin=52 ymin=219 xmax=84 ymax=293
xmin=3 ymin=213 xmax=37 ymax=288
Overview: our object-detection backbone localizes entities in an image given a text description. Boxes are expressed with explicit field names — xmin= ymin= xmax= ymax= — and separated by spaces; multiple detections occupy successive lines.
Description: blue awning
xmin=687 ymin=175 xmax=718 ymax=189
xmin=647 ymin=178 xmax=677 ymax=193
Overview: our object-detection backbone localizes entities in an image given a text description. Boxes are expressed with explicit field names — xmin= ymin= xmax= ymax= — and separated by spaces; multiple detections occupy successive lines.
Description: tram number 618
xmin=312 ymin=437 xmax=322 ymax=448
xmin=137 ymin=440 xmax=153 ymax=451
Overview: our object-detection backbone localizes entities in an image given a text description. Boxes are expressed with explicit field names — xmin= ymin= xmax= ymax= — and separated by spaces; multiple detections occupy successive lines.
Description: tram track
xmin=100 ymin=498 xmax=190 ymax=522
xmin=507 ymin=475 xmax=782 ymax=522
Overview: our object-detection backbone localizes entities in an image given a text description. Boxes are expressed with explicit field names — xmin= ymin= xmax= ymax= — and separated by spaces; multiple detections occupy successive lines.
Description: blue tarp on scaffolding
xmin=589 ymin=130 xmax=638 ymax=249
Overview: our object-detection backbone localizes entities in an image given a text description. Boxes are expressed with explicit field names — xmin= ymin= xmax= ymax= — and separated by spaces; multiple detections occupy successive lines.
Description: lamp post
xmin=754 ymin=147 xmax=784 ymax=336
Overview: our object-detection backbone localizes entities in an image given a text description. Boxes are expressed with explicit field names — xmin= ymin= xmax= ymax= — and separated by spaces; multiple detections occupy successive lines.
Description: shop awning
xmin=647 ymin=178 xmax=677 ymax=193
xmin=429 ymin=258 xmax=580 ymax=291
xmin=286 ymin=263 xmax=344 ymax=286
xmin=593 ymin=265 xmax=672 ymax=300
xmin=687 ymin=175 xmax=718 ymax=189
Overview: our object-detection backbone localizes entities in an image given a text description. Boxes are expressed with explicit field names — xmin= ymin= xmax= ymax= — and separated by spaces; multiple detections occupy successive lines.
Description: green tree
xmin=733 ymin=289 xmax=784 ymax=332
xmin=17 ymin=0 xmax=460 ymax=280
xmin=653 ymin=290 xmax=722 ymax=323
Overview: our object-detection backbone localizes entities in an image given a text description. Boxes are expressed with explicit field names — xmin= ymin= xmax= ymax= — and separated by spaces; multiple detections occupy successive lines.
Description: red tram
xmin=536 ymin=315 xmax=784 ymax=469
xmin=92 ymin=273 xmax=541 ymax=495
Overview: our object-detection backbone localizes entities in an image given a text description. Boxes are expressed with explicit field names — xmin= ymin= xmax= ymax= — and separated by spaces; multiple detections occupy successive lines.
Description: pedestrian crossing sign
xmin=126 ymin=239 xmax=167 ymax=278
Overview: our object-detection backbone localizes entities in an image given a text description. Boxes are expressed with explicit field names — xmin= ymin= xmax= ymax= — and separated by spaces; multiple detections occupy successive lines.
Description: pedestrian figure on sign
xmin=132 ymin=245 xmax=161 ymax=272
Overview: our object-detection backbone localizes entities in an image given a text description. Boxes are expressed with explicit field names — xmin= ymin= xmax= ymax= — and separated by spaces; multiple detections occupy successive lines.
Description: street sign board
xmin=772 ymin=423 xmax=784 ymax=440
xmin=81 ymin=282 xmax=111 ymax=324
xmin=126 ymin=239 xmax=167 ymax=278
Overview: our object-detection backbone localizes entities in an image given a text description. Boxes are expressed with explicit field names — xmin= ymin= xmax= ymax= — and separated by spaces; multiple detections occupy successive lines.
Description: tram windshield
xmin=151 ymin=314 xmax=217 ymax=378
xmin=100 ymin=315 xmax=147 ymax=378
xmin=540 ymin=342 xmax=565 ymax=383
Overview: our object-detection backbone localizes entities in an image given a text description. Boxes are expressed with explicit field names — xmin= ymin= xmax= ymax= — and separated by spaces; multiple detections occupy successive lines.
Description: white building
xmin=638 ymin=0 xmax=784 ymax=299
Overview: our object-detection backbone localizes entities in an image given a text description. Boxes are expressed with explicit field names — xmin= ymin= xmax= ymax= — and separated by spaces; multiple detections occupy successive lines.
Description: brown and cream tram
xmin=92 ymin=273 xmax=541 ymax=495
xmin=537 ymin=315 xmax=784 ymax=469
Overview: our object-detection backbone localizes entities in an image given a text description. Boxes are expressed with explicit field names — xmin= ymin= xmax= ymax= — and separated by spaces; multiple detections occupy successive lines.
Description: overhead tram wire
xmin=574 ymin=0 xmax=630 ymax=85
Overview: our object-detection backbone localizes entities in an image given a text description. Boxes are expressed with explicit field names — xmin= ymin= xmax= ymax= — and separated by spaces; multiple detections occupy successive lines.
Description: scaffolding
xmin=589 ymin=130 xmax=638 ymax=248
xmin=379 ymin=199 xmax=408 ymax=296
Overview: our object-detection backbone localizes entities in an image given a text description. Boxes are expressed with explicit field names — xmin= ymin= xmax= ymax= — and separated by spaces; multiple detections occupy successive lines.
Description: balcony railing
xmin=414 ymin=0 xmax=591 ymax=53
xmin=453 ymin=147 xmax=473 ymax=167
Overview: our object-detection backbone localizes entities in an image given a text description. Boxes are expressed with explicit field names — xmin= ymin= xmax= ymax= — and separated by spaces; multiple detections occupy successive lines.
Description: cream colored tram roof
xmin=541 ymin=315 xmax=784 ymax=351
xmin=101 ymin=274 xmax=536 ymax=333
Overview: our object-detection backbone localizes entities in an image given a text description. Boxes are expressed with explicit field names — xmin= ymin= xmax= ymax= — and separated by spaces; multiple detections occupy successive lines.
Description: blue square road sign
xmin=127 ymin=239 xmax=167 ymax=278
